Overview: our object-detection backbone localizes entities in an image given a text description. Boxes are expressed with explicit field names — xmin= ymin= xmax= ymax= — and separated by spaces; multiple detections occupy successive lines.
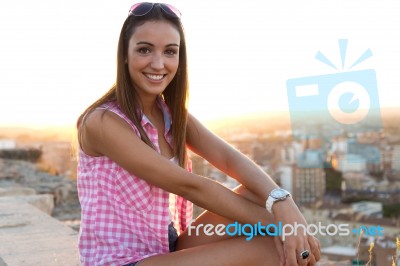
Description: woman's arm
xmin=186 ymin=113 xmax=320 ymax=265
xmin=186 ymin=113 xmax=279 ymax=202
xmin=80 ymin=109 xmax=272 ymax=226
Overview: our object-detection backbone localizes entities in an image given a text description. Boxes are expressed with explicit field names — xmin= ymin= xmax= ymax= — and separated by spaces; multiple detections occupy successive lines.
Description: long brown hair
xmin=77 ymin=5 xmax=189 ymax=168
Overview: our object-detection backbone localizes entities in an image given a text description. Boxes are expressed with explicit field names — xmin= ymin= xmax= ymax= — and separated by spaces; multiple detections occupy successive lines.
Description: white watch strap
xmin=266 ymin=196 xmax=275 ymax=214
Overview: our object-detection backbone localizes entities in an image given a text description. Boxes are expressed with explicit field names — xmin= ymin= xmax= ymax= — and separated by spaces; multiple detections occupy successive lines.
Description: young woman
xmin=77 ymin=2 xmax=321 ymax=265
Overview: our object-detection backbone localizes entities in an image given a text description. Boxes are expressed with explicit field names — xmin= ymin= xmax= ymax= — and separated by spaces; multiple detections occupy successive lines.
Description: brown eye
xmin=165 ymin=49 xmax=178 ymax=56
xmin=138 ymin=47 xmax=151 ymax=54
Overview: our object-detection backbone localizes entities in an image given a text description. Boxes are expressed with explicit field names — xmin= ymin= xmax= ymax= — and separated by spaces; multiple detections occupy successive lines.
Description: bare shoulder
xmin=187 ymin=113 xmax=210 ymax=138
xmin=187 ymin=113 xmax=224 ymax=142
xmin=79 ymin=109 xmax=133 ymax=156
xmin=187 ymin=113 xmax=225 ymax=153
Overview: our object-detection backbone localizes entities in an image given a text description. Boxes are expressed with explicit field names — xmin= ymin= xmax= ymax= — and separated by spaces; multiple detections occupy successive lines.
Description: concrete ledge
xmin=0 ymin=194 xmax=54 ymax=215
xmin=0 ymin=198 xmax=79 ymax=266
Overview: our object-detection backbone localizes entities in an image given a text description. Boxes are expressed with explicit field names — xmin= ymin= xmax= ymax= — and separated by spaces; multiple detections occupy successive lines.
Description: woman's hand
xmin=272 ymin=199 xmax=321 ymax=266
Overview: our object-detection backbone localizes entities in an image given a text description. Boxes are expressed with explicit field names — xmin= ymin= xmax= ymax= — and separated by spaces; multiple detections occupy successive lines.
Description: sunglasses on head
xmin=128 ymin=2 xmax=182 ymax=18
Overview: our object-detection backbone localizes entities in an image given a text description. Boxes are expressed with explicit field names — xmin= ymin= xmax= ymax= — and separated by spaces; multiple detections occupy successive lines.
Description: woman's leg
xmin=138 ymin=235 xmax=280 ymax=266
xmin=138 ymin=185 xmax=281 ymax=266
xmin=177 ymin=184 xmax=271 ymax=248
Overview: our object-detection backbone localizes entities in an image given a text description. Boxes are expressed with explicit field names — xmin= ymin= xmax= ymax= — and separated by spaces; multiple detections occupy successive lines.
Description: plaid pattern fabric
xmin=77 ymin=98 xmax=193 ymax=265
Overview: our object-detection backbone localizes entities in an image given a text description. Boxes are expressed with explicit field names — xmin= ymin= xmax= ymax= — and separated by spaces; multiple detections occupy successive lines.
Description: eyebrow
xmin=136 ymin=41 xmax=179 ymax=47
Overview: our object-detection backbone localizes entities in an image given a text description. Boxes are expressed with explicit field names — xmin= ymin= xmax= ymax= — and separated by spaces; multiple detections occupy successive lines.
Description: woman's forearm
xmin=183 ymin=174 xmax=275 ymax=226
xmin=217 ymin=146 xmax=279 ymax=203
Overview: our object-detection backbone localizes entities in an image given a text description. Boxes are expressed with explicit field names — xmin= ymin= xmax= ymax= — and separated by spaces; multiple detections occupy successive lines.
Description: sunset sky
xmin=1 ymin=0 xmax=399 ymax=128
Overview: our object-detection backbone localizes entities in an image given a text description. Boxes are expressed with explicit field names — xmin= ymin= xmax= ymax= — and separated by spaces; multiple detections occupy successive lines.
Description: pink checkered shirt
xmin=77 ymin=98 xmax=193 ymax=265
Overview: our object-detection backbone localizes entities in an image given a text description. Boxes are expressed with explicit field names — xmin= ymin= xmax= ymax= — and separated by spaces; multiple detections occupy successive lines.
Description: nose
xmin=150 ymin=53 xmax=164 ymax=70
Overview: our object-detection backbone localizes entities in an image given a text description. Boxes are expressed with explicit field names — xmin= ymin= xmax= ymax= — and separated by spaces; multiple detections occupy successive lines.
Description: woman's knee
xmin=250 ymin=236 xmax=281 ymax=259
xmin=161 ymin=236 xmax=281 ymax=266
xmin=177 ymin=185 xmax=267 ymax=250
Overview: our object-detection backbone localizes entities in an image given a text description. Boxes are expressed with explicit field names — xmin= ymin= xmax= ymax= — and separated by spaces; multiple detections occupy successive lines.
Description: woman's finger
xmin=297 ymin=245 xmax=311 ymax=266
xmin=308 ymin=236 xmax=321 ymax=262
xmin=284 ymin=237 xmax=304 ymax=266
xmin=307 ymin=254 xmax=317 ymax=266
xmin=274 ymin=236 xmax=286 ymax=266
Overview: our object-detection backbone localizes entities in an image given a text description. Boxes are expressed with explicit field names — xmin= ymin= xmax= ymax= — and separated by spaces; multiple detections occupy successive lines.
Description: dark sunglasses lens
xmin=129 ymin=2 xmax=154 ymax=16
xmin=160 ymin=3 xmax=182 ymax=18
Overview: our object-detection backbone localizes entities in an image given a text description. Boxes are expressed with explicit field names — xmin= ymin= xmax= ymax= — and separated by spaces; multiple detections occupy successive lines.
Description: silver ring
xmin=300 ymin=250 xmax=310 ymax=259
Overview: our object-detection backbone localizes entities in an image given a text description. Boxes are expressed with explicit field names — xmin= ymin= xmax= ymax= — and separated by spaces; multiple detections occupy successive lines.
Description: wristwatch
xmin=266 ymin=188 xmax=291 ymax=214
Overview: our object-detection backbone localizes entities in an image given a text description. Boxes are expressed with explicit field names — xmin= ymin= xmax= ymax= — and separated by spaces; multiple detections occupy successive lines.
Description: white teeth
xmin=146 ymin=74 xmax=164 ymax=80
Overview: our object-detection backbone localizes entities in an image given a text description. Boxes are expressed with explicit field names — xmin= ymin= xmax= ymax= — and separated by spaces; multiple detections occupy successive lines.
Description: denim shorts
xmin=123 ymin=262 xmax=139 ymax=266
xmin=124 ymin=222 xmax=178 ymax=266
xmin=167 ymin=221 xmax=179 ymax=252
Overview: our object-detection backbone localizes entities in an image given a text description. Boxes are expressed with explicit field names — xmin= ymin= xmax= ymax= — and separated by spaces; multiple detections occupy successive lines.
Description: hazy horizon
xmin=1 ymin=105 xmax=399 ymax=143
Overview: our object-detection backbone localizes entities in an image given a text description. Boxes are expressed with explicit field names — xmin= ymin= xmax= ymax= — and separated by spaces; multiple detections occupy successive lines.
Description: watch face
xmin=271 ymin=189 xmax=288 ymax=199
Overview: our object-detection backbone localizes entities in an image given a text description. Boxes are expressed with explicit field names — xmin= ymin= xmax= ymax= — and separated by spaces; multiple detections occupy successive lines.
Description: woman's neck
xmin=141 ymin=95 xmax=160 ymax=119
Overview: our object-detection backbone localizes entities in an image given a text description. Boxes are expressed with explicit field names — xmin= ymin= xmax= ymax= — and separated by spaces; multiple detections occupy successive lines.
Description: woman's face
xmin=127 ymin=20 xmax=180 ymax=99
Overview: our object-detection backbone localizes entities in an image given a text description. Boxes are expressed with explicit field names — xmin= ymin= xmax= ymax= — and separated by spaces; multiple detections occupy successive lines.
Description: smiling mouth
xmin=144 ymin=73 xmax=166 ymax=81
